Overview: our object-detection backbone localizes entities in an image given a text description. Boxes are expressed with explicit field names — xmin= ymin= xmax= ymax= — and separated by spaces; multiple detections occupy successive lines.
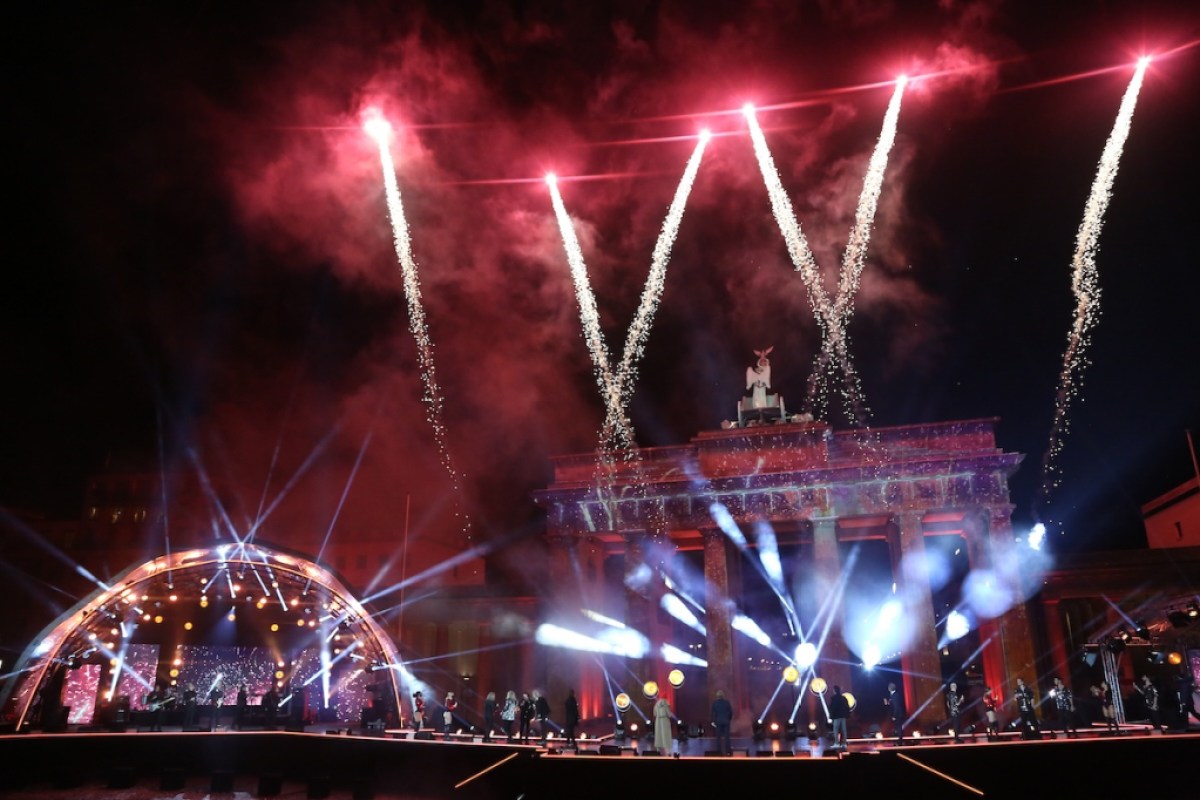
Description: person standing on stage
xmin=518 ymin=692 xmax=534 ymax=744
xmin=412 ymin=691 xmax=425 ymax=730
xmin=501 ymin=690 xmax=517 ymax=742
xmin=482 ymin=691 xmax=496 ymax=742
xmin=829 ymin=685 xmax=851 ymax=749
xmin=653 ymin=695 xmax=673 ymax=756
xmin=182 ymin=684 xmax=198 ymax=728
xmin=208 ymin=685 xmax=222 ymax=731
xmin=1051 ymin=676 xmax=1077 ymax=737
xmin=1173 ymin=666 xmax=1199 ymax=729
xmin=1013 ymin=676 xmax=1038 ymax=736
xmin=563 ymin=689 xmax=580 ymax=749
xmin=1134 ymin=674 xmax=1161 ymax=731
xmin=443 ymin=691 xmax=458 ymax=738
xmin=982 ymin=687 xmax=1000 ymax=741
xmin=262 ymin=686 xmax=279 ymax=730
xmin=533 ymin=689 xmax=552 ymax=745
xmin=235 ymin=685 xmax=248 ymax=730
xmin=945 ymin=681 xmax=964 ymax=743
xmin=146 ymin=684 xmax=166 ymax=732
xmin=1099 ymin=681 xmax=1118 ymax=734
xmin=885 ymin=681 xmax=905 ymax=743
xmin=711 ymin=689 xmax=733 ymax=756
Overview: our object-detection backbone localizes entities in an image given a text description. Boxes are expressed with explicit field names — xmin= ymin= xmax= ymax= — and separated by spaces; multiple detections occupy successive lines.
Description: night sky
xmin=4 ymin=1 xmax=1199 ymax=579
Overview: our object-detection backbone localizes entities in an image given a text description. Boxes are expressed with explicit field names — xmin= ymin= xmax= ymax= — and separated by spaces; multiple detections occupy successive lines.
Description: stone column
xmin=811 ymin=517 xmax=851 ymax=694
xmin=702 ymin=527 xmax=737 ymax=730
xmin=892 ymin=512 xmax=943 ymax=731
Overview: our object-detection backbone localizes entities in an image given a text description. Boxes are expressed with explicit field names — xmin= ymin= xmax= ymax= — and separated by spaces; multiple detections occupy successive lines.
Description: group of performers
xmin=141 ymin=682 xmax=285 ymax=731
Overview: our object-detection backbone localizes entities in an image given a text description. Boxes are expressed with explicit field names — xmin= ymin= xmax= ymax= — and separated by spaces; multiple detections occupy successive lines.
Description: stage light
xmin=810 ymin=677 xmax=827 ymax=695
xmin=297 ymin=619 xmax=305 ymax=627
xmin=363 ymin=114 xmax=392 ymax=143
xmin=154 ymin=615 xmax=163 ymax=624
xmin=896 ymin=74 xmax=908 ymax=88
xmin=946 ymin=611 xmax=970 ymax=641
xmin=1168 ymin=652 xmax=1183 ymax=666
xmin=807 ymin=722 xmax=818 ymax=740
xmin=699 ymin=129 xmax=712 ymax=143
xmin=783 ymin=665 xmax=800 ymax=684
xmin=228 ymin=611 xmax=236 ymax=622
xmin=668 ymin=669 xmax=685 ymax=688
xmin=752 ymin=719 xmax=764 ymax=741
xmin=1134 ymin=622 xmax=1150 ymax=640
xmin=630 ymin=722 xmax=639 ymax=734
xmin=271 ymin=623 xmax=279 ymax=632
xmin=769 ymin=721 xmax=780 ymax=736
xmin=169 ymin=594 xmax=177 ymax=602
xmin=862 ymin=643 xmax=881 ymax=670
xmin=1107 ymin=637 xmax=1126 ymax=654
xmin=545 ymin=173 xmax=557 ymax=187
xmin=275 ymin=671 xmax=284 ymax=679
xmin=844 ymin=692 xmax=856 ymax=711
xmin=1117 ymin=629 xmax=1131 ymax=642
xmin=143 ymin=613 xmax=151 ymax=622
xmin=1138 ymin=55 xmax=1152 ymax=68
xmin=615 ymin=692 xmax=632 ymax=711
xmin=110 ymin=627 xmax=119 ymax=636
xmin=1189 ymin=604 xmax=1199 ymax=618
xmin=742 ymin=102 xmax=756 ymax=117
xmin=200 ymin=596 xmax=208 ymax=608
xmin=795 ymin=642 xmax=817 ymax=669
xmin=169 ymin=669 xmax=179 ymax=678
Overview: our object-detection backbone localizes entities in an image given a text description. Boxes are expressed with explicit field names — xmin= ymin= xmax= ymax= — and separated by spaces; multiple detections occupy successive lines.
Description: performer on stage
xmin=711 ymin=690 xmax=733 ymax=756
xmin=533 ymin=689 xmax=552 ymax=745
xmin=982 ymin=687 xmax=1000 ymax=741
xmin=518 ymin=692 xmax=534 ymax=744
xmin=563 ymin=689 xmax=580 ymax=749
xmin=482 ymin=691 xmax=496 ymax=742
xmin=1051 ymin=676 xmax=1078 ymax=737
xmin=501 ymin=690 xmax=517 ymax=742
xmin=443 ymin=691 xmax=458 ymax=738
xmin=944 ymin=681 xmax=964 ymax=743
xmin=1013 ymin=676 xmax=1039 ymax=737
xmin=182 ymin=684 xmax=198 ymax=728
xmin=412 ymin=691 xmax=425 ymax=730
xmin=1134 ymin=675 xmax=1161 ymax=731
xmin=885 ymin=681 xmax=905 ymax=743
xmin=1099 ymin=681 xmax=1118 ymax=734
xmin=207 ymin=685 xmax=222 ymax=731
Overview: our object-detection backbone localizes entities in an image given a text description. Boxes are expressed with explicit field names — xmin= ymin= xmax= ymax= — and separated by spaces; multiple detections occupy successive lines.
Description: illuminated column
xmin=985 ymin=507 xmax=1039 ymax=693
xmin=963 ymin=510 xmax=1006 ymax=696
xmin=892 ymin=512 xmax=943 ymax=730
xmin=702 ymin=527 xmax=737 ymax=728
xmin=624 ymin=532 xmax=655 ymax=688
xmin=811 ymin=517 xmax=851 ymax=693
xmin=545 ymin=535 xmax=581 ymax=714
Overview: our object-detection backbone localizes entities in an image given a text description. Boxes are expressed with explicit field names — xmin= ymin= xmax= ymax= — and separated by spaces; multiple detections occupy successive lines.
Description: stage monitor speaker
xmin=754 ymin=750 xmax=774 ymax=757
xmin=704 ymin=750 xmax=726 ymax=757
xmin=776 ymin=750 xmax=796 ymax=757
xmin=598 ymin=744 xmax=622 ymax=756
xmin=639 ymin=750 xmax=662 ymax=756
xmin=211 ymin=771 xmax=234 ymax=793
xmin=160 ymin=767 xmax=186 ymax=791
xmin=258 ymin=773 xmax=283 ymax=796
xmin=413 ymin=731 xmax=435 ymax=740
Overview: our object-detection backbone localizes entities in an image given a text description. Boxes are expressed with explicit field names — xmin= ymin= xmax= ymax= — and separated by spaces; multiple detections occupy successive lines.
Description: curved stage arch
xmin=1 ymin=543 xmax=403 ymax=730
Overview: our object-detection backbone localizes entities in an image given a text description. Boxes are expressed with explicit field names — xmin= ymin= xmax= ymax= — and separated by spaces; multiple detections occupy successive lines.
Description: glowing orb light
xmin=544 ymin=173 xmax=557 ymax=187
xmin=844 ymin=692 xmax=856 ymax=710
xmin=862 ymin=643 xmax=882 ymax=670
xmin=946 ymin=610 xmax=971 ymax=641
xmin=810 ymin=677 xmax=827 ymax=695
xmin=363 ymin=115 xmax=392 ymax=143
xmin=783 ymin=665 xmax=800 ymax=684
xmin=699 ymin=128 xmax=712 ymax=144
xmin=615 ymin=692 xmax=632 ymax=711
xmin=643 ymin=680 xmax=659 ymax=699
xmin=1168 ymin=652 xmax=1183 ymax=666
xmin=795 ymin=641 xmax=818 ymax=669
xmin=668 ymin=669 xmax=685 ymax=688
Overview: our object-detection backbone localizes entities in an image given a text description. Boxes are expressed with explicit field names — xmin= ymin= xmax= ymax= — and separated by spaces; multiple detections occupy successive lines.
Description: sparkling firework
xmin=744 ymin=79 xmax=906 ymax=427
xmin=1035 ymin=59 xmax=1149 ymax=510
xmin=548 ymin=133 xmax=711 ymax=453
xmin=367 ymin=118 xmax=472 ymax=545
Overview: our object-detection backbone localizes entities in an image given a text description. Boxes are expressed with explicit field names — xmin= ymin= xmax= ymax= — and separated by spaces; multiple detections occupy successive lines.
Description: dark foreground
xmin=0 ymin=727 xmax=1194 ymax=798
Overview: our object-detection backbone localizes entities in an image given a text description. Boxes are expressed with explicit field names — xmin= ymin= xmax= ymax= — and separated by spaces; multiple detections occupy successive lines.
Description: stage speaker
xmin=754 ymin=750 xmax=774 ymax=757
xmin=160 ymin=767 xmax=186 ymax=791
xmin=598 ymin=744 xmax=622 ymax=756
xmin=776 ymin=750 xmax=796 ymax=757
xmin=307 ymin=774 xmax=332 ymax=799
xmin=704 ymin=750 xmax=725 ymax=757
xmin=258 ymin=773 xmax=283 ymax=796
xmin=211 ymin=770 xmax=234 ymax=793
xmin=108 ymin=766 xmax=135 ymax=789
xmin=413 ymin=731 xmax=435 ymax=740
xmin=639 ymin=750 xmax=662 ymax=756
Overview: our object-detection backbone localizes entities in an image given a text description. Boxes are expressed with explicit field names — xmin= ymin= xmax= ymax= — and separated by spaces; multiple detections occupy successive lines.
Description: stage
xmin=1 ymin=724 xmax=1194 ymax=798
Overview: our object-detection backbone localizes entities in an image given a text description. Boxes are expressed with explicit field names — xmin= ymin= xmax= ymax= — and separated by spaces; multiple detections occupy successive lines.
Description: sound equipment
xmin=598 ymin=744 xmax=622 ymax=756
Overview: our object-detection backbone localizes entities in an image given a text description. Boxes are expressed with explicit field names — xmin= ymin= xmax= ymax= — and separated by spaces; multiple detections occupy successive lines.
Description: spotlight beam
xmin=306 ymin=424 xmax=375 ymax=593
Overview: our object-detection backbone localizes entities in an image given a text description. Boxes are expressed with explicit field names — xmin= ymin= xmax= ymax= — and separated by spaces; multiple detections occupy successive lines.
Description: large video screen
xmin=174 ymin=646 xmax=278 ymax=705
xmin=116 ymin=643 xmax=160 ymax=710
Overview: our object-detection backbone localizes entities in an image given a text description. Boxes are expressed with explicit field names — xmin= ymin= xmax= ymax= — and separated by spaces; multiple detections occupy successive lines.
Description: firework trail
xmin=1035 ymin=59 xmax=1149 ymax=512
xmin=809 ymin=78 xmax=907 ymax=423
xmin=366 ymin=117 xmax=473 ymax=546
xmin=745 ymin=79 xmax=906 ymax=427
xmin=546 ymin=174 xmax=629 ymax=450
xmin=548 ymin=133 xmax=711 ymax=453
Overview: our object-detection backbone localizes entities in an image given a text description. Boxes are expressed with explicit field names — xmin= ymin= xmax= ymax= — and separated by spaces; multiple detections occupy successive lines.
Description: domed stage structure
xmin=1 ymin=542 xmax=403 ymax=732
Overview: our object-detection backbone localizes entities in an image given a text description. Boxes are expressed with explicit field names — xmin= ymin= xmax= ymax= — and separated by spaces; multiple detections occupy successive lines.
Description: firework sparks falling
xmin=607 ymin=131 xmax=711 ymax=448
xmin=746 ymin=79 xmax=907 ymax=427
xmin=545 ymin=174 xmax=628 ymax=449
xmin=1036 ymin=59 xmax=1149 ymax=511
xmin=366 ymin=116 xmax=472 ymax=546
